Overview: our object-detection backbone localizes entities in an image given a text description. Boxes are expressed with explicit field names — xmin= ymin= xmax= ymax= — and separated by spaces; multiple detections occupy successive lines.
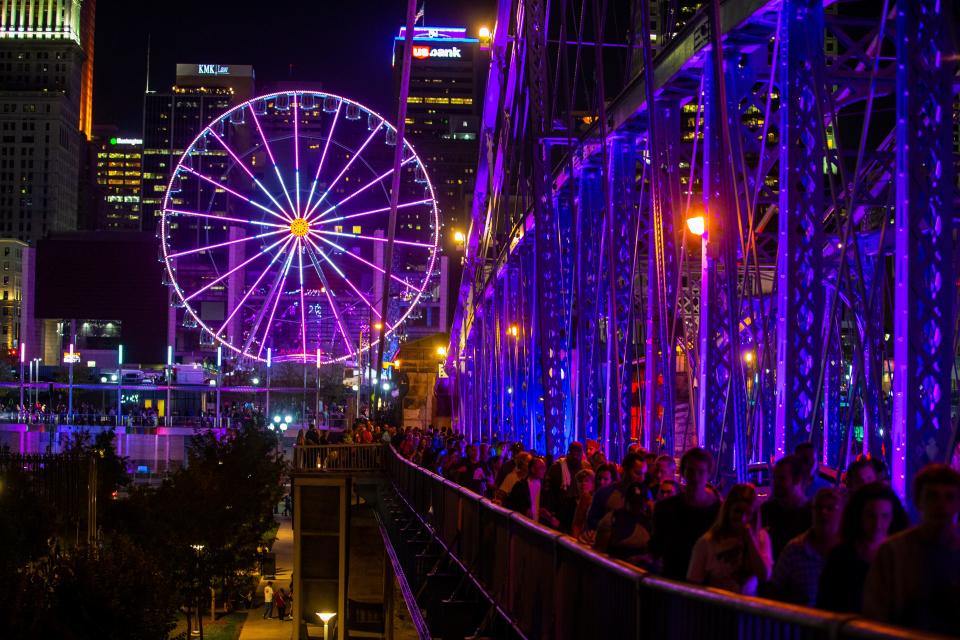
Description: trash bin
xmin=261 ymin=552 xmax=277 ymax=578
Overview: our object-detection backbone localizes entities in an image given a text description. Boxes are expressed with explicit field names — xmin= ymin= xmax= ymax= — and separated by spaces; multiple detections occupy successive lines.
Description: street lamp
xmin=18 ymin=343 xmax=24 ymax=419
xmin=117 ymin=344 xmax=124 ymax=428
xmin=686 ymin=214 xmax=706 ymax=237
xmin=190 ymin=544 xmax=205 ymax=638
xmin=216 ymin=346 xmax=222 ymax=428
xmin=265 ymin=348 xmax=272 ymax=424
xmin=316 ymin=612 xmax=336 ymax=640
xmin=166 ymin=345 xmax=173 ymax=427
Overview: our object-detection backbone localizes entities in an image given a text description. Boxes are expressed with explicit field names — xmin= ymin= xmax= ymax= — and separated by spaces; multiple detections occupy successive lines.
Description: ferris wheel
xmin=159 ymin=91 xmax=441 ymax=365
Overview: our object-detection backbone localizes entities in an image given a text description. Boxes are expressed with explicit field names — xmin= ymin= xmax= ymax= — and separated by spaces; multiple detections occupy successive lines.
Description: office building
xmin=0 ymin=238 xmax=33 ymax=351
xmin=90 ymin=126 xmax=142 ymax=231
xmin=0 ymin=0 xmax=95 ymax=244
xmin=392 ymin=26 xmax=488 ymax=337
xmin=141 ymin=63 xmax=255 ymax=231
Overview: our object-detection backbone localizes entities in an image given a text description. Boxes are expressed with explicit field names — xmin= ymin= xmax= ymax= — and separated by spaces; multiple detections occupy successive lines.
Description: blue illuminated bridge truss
xmin=447 ymin=0 xmax=958 ymax=500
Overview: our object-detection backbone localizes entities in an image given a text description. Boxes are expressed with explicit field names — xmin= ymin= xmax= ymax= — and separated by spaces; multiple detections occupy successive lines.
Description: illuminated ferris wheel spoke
xmin=183 ymin=234 xmax=291 ymax=303
xmin=249 ymin=104 xmax=297 ymax=216
xmin=311 ymin=233 xmax=421 ymax=292
xmin=180 ymin=165 xmax=290 ymax=224
xmin=167 ymin=228 xmax=287 ymax=260
xmin=305 ymin=251 xmax=354 ymax=356
xmin=293 ymin=98 xmax=301 ymax=216
xmin=303 ymin=122 xmax=384 ymax=220
xmin=297 ymin=239 xmax=309 ymax=358
xmin=163 ymin=209 xmax=288 ymax=229
xmin=303 ymin=100 xmax=341 ymax=216
xmin=311 ymin=155 xmax=417 ymax=222
xmin=251 ymin=244 xmax=298 ymax=358
xmin=315 ymin=229 xmax=433 ymax=249
xmin=255 ymin=248 xmax=296 ymax=358
xmin=207 ymin=129 xmax=292 ymax=220
xmin=303 ymin=235 xmax=383 ymax=321
xmin=216 ymin=237 xmax=295 ymax=338
xmin=320 ymin=198 xmax=433 ymax=225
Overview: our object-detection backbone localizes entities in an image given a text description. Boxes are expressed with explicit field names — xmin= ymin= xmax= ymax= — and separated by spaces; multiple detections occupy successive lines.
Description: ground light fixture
xmin=252 ymin=377 xmax=260 ymax=385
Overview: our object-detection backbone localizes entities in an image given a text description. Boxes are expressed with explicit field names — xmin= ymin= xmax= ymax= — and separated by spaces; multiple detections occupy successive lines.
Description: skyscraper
xmin=0 ymin=0 xmax=95 ymax=244
xmin=392 ymin=26 xmax=488 ymax=335
xmin=92 ymin=126 xmax=142 ymax=231
xmin=140 ymin=63 xmax=255 ymax=232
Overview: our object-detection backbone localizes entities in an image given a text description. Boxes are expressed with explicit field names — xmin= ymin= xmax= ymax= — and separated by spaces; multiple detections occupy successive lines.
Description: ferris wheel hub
xmin=289 ymin=217 xmax=311 ymax=237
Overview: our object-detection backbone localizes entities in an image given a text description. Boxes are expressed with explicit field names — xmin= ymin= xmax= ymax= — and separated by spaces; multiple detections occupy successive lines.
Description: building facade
xmin=0 ymin=0 xmax=94 ymax=244
xmin=0 ymin=238 xmax=32 ymax=351
xmin=141 ymin=63 xmax=255 ymax=232
xmin=91 ymin=127 xmax=142 ymax=231
xmin=392 ymin=26 xmax=488 ymax=338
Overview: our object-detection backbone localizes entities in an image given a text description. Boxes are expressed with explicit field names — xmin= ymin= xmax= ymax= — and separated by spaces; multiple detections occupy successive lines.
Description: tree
xmin=4 ymin=534 xmax=176 ymax=640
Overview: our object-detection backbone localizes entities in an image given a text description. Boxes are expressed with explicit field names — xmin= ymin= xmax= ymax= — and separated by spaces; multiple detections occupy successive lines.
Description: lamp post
xmin=316 ymin=612 xmax=336 ymax=640
xmin=216 ymin=346 xmax=222 ymax=428
xmin=18 ymin=343 xmax=24 ymax=419
xmin=166 ymin=345 xmax=173 ymax=427
xmin=27 ymin=358 xmax=33 ymax=418
xmin=265 ymin=348 xmax=272 ymax=424
xmin=67 ymin=340 xmax=75 ymax=424
xmin=190 ymin=544 xmax=205 ymax=639
xmin=315 ymin=348 xmax=322 ymax=426
xmin=117 ymin=344 xmax=124 ymax=428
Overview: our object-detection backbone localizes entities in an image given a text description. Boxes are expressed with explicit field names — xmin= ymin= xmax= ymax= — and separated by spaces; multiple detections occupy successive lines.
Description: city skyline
xmin=93 ymin=0 xmax=496 ymax=133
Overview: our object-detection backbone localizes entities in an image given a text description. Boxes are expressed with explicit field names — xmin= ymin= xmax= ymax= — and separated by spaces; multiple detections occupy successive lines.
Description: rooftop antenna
xmin=145 ymin=33 xmax=152 ymax=93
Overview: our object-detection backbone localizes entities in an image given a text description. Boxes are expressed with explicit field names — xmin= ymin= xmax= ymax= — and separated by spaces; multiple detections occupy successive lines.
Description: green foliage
xmin=2 ymin=534 xmax=177 ymax=640
xmin=64 ymin=430 xmax=130 ymax=507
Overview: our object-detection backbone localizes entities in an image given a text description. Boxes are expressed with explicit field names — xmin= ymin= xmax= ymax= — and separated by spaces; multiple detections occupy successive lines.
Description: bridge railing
xmin=384 ymin=445 xmax=946 ymax=640
xmin=293 ymin=444 xmax=383 ymax=472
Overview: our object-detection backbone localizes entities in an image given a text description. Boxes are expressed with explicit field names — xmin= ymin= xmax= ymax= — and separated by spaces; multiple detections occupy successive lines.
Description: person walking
xmin=262 ymin=581 xmax=274 ymax=619
xmin=274 ymin=588 xmax=287 ymax=622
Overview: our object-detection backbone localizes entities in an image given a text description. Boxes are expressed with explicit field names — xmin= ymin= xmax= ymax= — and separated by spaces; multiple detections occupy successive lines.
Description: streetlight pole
xmin=315 ymin=348 xmax=321 ymax=426
xmin=67 ymin=340 xmax=75 ymax=424
xmin=166 ymin=345 xmax=173 ymax=427
xmin=18 ymin=343 xmax=24 ymax=419
xmin=265 ymin=348 xmax=272 ymax=423
xmin=117 ymin=344 xmax=123 ymax=428
xmin=216 ymin=346 xmax=222 ymax=428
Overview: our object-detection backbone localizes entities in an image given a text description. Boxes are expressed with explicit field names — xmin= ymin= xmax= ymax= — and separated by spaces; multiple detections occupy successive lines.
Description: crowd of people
xmin=379 ymin=426 xmax=960 ymax=636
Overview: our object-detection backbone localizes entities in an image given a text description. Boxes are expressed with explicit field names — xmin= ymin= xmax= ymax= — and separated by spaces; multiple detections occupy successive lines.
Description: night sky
xmin=93 ymin=0 xmax=497 ymax=134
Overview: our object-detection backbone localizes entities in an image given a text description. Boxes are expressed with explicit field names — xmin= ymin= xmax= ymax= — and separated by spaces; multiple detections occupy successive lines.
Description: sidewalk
xmin=238 ymin=515 xmax=295 ymax=640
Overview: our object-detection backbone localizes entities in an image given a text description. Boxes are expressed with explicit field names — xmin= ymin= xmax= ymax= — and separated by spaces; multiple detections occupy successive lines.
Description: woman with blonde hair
xmin=687 ymin=483 xmax=773 ymax=595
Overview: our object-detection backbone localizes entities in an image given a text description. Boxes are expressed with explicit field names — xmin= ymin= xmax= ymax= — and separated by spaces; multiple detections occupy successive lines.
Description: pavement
xmin=238 ymin=514 xmax=295 ymax=640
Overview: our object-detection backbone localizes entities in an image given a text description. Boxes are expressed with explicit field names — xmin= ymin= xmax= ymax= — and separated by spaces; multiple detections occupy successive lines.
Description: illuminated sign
xmin=198 ymin=64 xmax=230 ymax=75
xmin=412 ymin=45 xmax=462 ymax=59
xmin=63 ymin=352 xmax=81 ymax=364
xmin=109 ymin=137 xmax=143 ymax=146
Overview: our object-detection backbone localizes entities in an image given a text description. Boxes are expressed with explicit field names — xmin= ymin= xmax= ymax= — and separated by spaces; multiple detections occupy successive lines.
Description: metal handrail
xmin=293 ymin=444 xmax=383 ymax=471
xmin=383 ymin=445 xmax=951 ymax=640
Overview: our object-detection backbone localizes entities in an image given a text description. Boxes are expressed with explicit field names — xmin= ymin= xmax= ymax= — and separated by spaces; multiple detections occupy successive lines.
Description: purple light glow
xmin=164 ymin=208 xmax=287 ymax=229
xmin=207 ymin=129 xmax=291 ymax=220
xmin=313 ymin=233 xmax=421 ymax=292
xmin=320 ymin=198 xmax=433 ymax=224
xmin=183 ymin=235 xmax=290 ymax=303
xmin=293 ymin=98 xmax=301 ymax=216
xmin=302 ymin=122 xmax=383 ymax=220
xmin=303 ymin=235 xmax=383 ymax=320
xmin=297 ymin=238 xmax=308 ymax=359
xmin=180 ymin=165 xmax=289 ymax=223
xmin=314 ymin=228 xmax=433 ymax=249
xmin=248 ymin=103 xmax=297 ymax=216
xmin=167 ymin=229 xmax=286 ymax=259
xmin=303 ymin=100 xmax=341 ymax=216
xmin=216 ymin=236 xmax=296 ymax=337
xmin=257 ymin=245 xmax=297 ymax=358
xmin=311 ymin=156 xmax=417 ymax=222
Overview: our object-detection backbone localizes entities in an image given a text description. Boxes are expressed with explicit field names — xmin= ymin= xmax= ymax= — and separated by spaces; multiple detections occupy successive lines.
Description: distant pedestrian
xmin=283 ymin=494 xmax=292 ymax=517
xmin=262 ymin=581 xmax=274 ymax=619
xmin=275 ymin=588 xmax=287 ymax=622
